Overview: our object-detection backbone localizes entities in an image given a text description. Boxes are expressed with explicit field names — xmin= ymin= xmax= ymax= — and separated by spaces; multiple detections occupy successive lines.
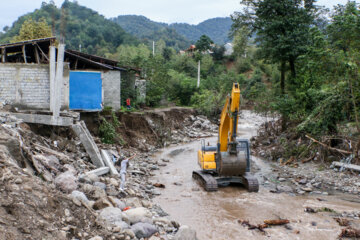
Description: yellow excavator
xmin=192 ymin=83 xmax=259 ymax=192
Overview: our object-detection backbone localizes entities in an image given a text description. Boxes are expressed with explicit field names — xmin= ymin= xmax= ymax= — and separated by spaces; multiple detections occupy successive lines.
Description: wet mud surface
xmin=151 ymin=111 xmax=360 ymax=240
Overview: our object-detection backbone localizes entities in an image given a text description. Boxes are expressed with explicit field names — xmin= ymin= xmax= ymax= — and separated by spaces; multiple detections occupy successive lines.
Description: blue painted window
xmin=69 ymin=71 xmax=102 ymax=110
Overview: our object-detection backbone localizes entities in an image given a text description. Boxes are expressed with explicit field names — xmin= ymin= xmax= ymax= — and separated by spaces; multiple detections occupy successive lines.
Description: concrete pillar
xmin=53 ymin=44 xmax=65 ymax=118
xmin=49 ymin=46 xmax=56 ymax=112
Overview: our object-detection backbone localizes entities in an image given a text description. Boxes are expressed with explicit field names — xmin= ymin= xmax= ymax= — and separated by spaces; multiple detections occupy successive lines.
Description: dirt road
xmin=151 ymin=111 xmax=360 ymax=240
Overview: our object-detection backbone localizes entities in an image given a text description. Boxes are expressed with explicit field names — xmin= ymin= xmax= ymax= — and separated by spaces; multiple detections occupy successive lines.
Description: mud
xmin=82 ymin=107 xmax=197 ymax=151
xmin=151 ymin=110 xmax=360 ymax=240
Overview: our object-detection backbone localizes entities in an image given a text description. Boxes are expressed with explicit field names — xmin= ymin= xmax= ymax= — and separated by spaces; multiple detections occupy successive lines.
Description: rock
xmin=55 ymin=171 xmax=77 ymax=193
xmin=108 ymin=196 xmax=126 ymax=210
xmin=298 ymin=179 xmax=307 ymax=185
xmin=174 ymin=225 xmax=197 ymax=240
xmin=154 ymin=217 xmax=171 ymax=226
xmin=89 ymin=236 xmax=103 ymax=240
xmin=171 ymin=220 xmax=180 ymax=229
xmin=276 ymin=185 xmax=293 ymax=193
xmin=297 ymin=190 xmax=306 ymax=195
xmin=123 ymin=229 xmax=135 ymax=239
xmin=87 ymin=173 xmax=100 ymax=183
xmin=94 ymin=181 xmax=107 ymax=190
xmin=125 ymin=197 xmax=143 ymax=208
xmin=45 ymin=155 xmax=60 ymax=170
xmin=152 ymin=204 xmax=169 ymax=217
xmin=14 ymin=178 xmax=23 ymax=184
xmin=98 ymin=207 xmax=123 ymax=227
xmin=141 ymin=199 xmax=152 ymax=208
xmin=92 ymin=186 xmax=107 ymax=199
xmin=93 ymin=197 xmax=113 ymax=210
xmin=125 ymin=207 xmax=152 ymax=224
xmin=131 ymin=222 xmax=158 ymax=239
xmin=301 ymin=187 xmax=313 ymax=192
xmin=109 ymin=178 xmax=119 ymax=187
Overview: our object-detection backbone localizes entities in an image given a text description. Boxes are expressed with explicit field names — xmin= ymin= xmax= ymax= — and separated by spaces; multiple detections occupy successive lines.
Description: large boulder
xmin=125 ymin=207 xmax=152 ymax=224
xmin=98 ymin=207 xmax=123 ymax=227
xmin=174 ymin=225 xmax=197 ymax=240
xmin=131 ymin=222 xmax=158 ymax=239
xmin=55 ymin=171 xmax=77 ymax=193
xmin=71 ymin=190 xmax=89 ymax=204
xmin=108 ymin=196 xmax=126 ymax=210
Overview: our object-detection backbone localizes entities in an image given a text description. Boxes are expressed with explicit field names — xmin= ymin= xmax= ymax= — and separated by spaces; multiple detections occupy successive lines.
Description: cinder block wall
xmin=0 ymin=63 xmax=69 ymax=110
xmin=102 ymin=70 xmax=121 ymax=110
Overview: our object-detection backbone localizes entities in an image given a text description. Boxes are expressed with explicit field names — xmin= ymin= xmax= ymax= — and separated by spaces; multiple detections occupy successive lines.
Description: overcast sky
xmin=0 ymin=0 xmax=357 ymax=31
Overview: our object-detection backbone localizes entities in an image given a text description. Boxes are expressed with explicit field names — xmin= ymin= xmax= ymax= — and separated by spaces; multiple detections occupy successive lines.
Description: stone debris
xmin=0 ymin=108 xmax=217 ymax=239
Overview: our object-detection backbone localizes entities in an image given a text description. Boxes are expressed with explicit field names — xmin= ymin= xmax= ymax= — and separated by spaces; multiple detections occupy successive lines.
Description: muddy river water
xmin=151 ymin=111 xmax=360 ymax=240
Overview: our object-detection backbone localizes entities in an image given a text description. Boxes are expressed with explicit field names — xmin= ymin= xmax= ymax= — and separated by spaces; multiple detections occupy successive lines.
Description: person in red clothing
xmin=126 ymin=98 xmax=131 ymax=109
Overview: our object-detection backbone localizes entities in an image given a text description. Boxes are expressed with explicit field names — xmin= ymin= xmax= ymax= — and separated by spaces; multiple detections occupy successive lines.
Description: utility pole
xmin=197 ymin=60 xmax=201 ymax=88
xmin=153 ymin=41 xmax=155 ymax=56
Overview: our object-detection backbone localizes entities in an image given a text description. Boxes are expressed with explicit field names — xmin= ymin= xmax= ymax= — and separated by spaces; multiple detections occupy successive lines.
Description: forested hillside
xmin=0 ymin=1 xmax=137 ymax=56
xmin=113 ymin=15 xmax=232 ymax=45
xmin=112 ymin=15 xmax=191 ymax=51
xmin=172 ymin=17 xmax=233 ymax=44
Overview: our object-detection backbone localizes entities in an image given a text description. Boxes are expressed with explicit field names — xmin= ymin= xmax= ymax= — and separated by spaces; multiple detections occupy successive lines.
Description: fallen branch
xmin=264 ymin=219 xmax=289 ymax=225
xmin=238 ymin=220 xmax=267 ymax=233
xmin=302 ymin=154 xmax=315 ymax=164
xmin=305 ymin=135 xmax=352 ymax=155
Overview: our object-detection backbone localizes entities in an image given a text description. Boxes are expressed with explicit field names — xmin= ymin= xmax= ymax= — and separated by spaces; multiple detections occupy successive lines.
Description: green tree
xmin=12 ymin=17 xmax=52 ymax=42
xmin=231 ymin=0 xmax=314 ymax=94
xmin=195 ymin=35 xmax=214 ymax=52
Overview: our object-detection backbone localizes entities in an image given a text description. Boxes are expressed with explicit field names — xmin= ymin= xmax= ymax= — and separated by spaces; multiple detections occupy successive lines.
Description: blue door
xmin=69 ymin=71 xmax=102 ymax=110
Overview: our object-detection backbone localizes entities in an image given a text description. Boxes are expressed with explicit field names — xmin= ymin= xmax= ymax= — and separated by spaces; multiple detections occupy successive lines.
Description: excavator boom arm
xmin=218 ymin=83 xmax=241 ymax=152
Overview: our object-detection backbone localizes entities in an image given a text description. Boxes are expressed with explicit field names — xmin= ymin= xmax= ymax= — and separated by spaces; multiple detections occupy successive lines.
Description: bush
xmin=99 ymin=117 xmax=117 ymax=144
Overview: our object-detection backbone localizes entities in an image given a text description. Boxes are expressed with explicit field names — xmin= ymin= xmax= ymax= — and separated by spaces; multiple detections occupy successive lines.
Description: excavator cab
xmin=193 ymin=83 xmax=259 ymax=192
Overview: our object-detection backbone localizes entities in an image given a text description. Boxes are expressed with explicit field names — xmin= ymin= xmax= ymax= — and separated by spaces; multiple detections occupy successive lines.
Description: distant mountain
xmin=0 ymin=1 xmax=138 ymax=56
xmin=171 ymin=17 xmax=233 ymax=44
xmin=112 ymin=15 xmax=232 ymax=46
xmin=112 ymin=15 xmax=190 ymax=50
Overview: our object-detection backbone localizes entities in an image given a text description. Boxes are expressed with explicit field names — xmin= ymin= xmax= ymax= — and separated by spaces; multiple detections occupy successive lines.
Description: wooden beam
xmin=34 ymin=44 xmax=40 ymax=64
xmin=35 ymin=43 xmax=49 ymax=62
xmin=22 ymin=45 xmax=27 ymax=63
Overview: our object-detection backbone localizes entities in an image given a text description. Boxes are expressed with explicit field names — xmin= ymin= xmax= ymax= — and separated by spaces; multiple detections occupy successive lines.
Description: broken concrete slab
xmin=332 ymin=161 xmax=360 ymax=172
xmin=71 ymin=121 xmax=104 ymax=168
xmin=79 ymin=167 xmax=110 ymax=180
xmin=101 ymin=149 xmax=119 ymax=176
xmin=11 ymin=113 xmax=73 ymax=126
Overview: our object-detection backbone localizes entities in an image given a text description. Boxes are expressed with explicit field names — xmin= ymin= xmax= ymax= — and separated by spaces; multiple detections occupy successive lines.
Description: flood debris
xmin=238 ymin=218 xmax=290 ymax=234
xmin=0 ymin=107 xmax=215 ymax=239
xmin=334 ymin=218 xmax=350 ymax=227
xmin=264 ymin=219 xmax=290 ymax=225
xmin=238 ymin=219 xmax=268 ymax=233
xmin=339 ymin=227 xmax=360 ymax=238
xmin=153 ymin=183 xmax=166 ymax=188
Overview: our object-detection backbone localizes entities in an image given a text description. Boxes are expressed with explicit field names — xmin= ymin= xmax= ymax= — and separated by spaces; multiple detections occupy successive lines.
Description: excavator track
xmin=242 ymin=173 xmax=259 ymax=192
xmin=192 ymin=171 xmax=218 ymax=192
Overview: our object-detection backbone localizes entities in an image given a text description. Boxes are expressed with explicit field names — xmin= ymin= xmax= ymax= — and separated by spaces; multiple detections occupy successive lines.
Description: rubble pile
xmin=169 ymin=114 xmax=217 ymax=145
xmin=0 ymin=109 xmax=202 ymax=240
xmin=251 ymin=118 xmax=360 ymax=196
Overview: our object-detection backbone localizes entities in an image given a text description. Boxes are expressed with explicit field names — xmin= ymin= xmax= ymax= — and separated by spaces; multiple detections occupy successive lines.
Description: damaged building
xmin=0 ymin=37 xmax=141 ymax=111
